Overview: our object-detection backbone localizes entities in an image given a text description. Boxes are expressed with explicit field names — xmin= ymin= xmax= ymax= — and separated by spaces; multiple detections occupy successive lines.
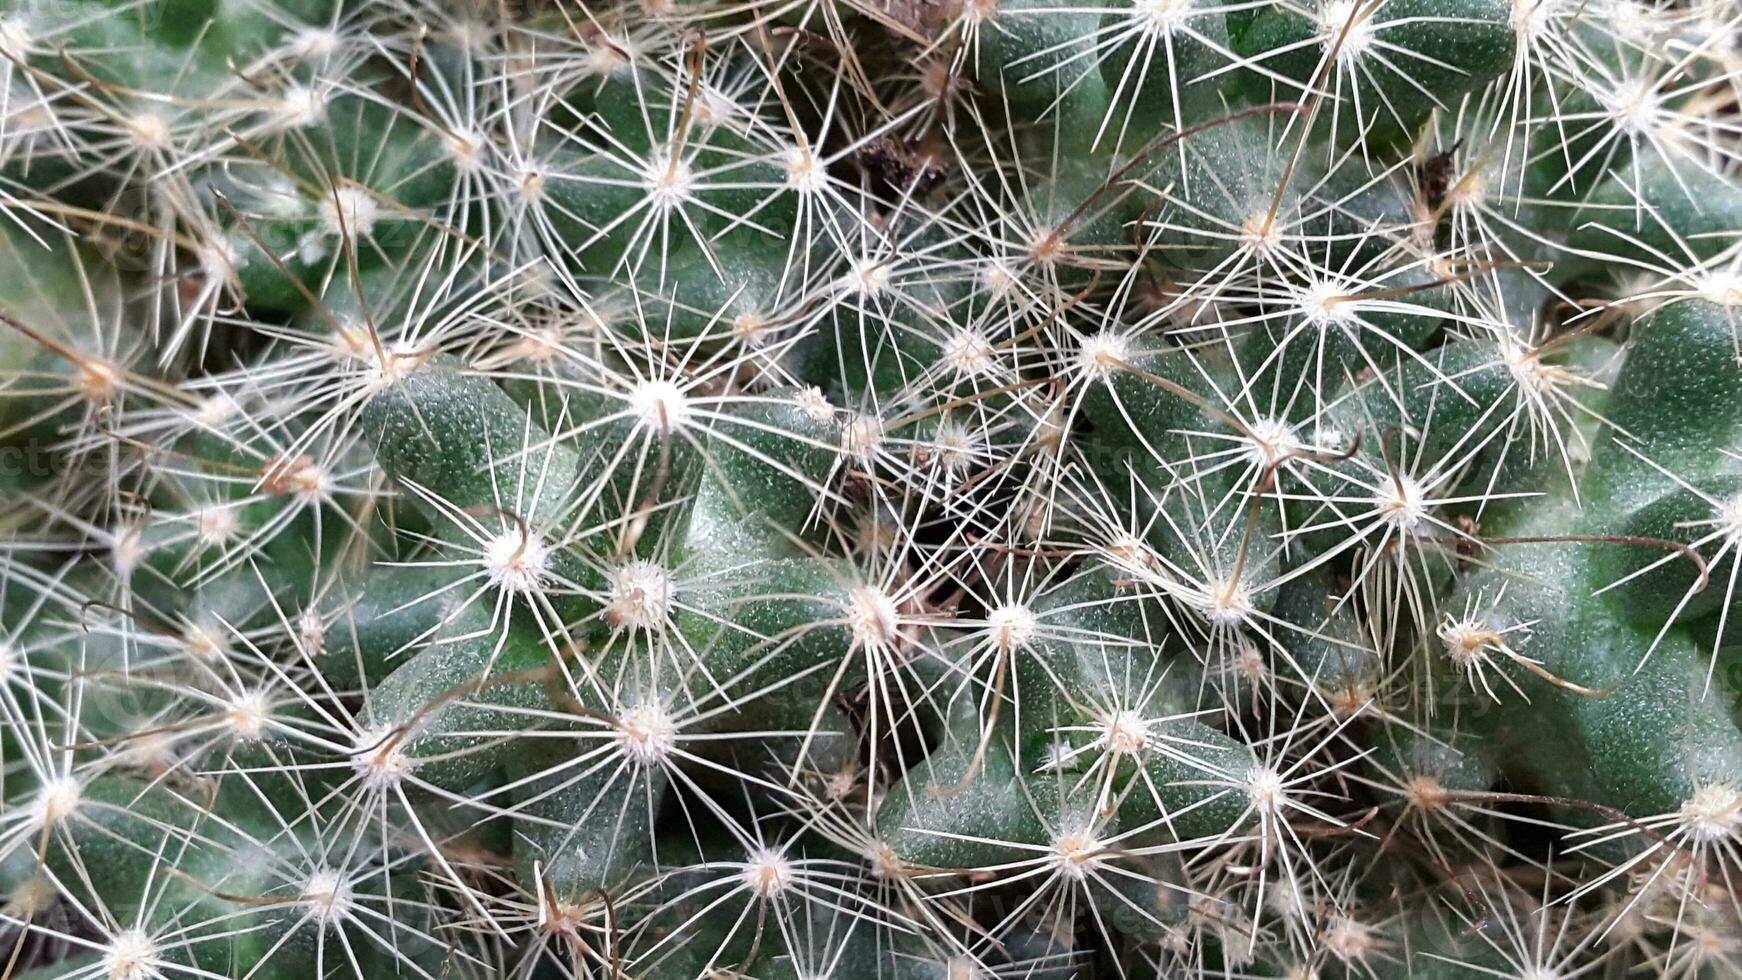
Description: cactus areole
xmin=1 ymin=0 xmax=1741 ymax=977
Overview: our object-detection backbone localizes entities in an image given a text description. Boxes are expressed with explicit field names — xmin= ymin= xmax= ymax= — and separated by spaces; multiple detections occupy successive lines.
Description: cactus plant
xmin=1 ymin=0 xmax=1741 ymax=976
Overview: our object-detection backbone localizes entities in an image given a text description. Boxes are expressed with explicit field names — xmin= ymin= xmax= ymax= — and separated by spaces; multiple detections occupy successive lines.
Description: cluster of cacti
xmin=2 ymin=0 xmax=1741 ymax=976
